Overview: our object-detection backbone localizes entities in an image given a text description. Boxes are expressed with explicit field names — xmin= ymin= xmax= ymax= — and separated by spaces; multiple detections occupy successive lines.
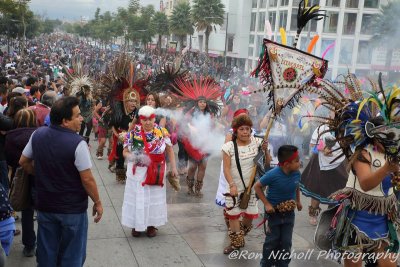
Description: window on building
xmin=339 ymin=39 xmax=354 ymax=65
xmin=249 ymin=47 xmax=254 ymax=57
xmin=286 ymin=36 xmax=293 ymax=46
xmin=252 ymin=0 xmax=258 ymax=8
xmin=325 ymin=0 xmax=340 ymax=7
xmin=280 ymin=0 xmax=289 ymax=6
xmin=269 ymin=11 xmax=277 ymax=30
xmin=279 ymin=10 xmax=288 ymax=28
xmin=346 ymin=0 xmax=359 ymax=8
xmin=361 ymin=14 xmax=375 ymax=35
xmin=250 ymin=35 xmax=255 ymax=44
xmin=269 ymin=0 xmax=278 ymax=7
xmin=337 ymin=68 xmax=350 ymax=76
xmin=292 ymin=0 xmax=319 ymax=5
xmin=357 ymin=41 xmax=372 ymax=64
xmin=255 ymin=36 xmax=261 ymax=56
xmin=325 ymin=68 xmax=333 ymax=80
xmin=166 ymin=2 xmax=169 ymax=8
xmin=364 ymin=0 xmax=379 ymax=8
xmin=258 ymin=12 xmax=266 ymax=32
xmin=321 ymin=39 xmax=336 ymax=62
xmin=355 ymin=69 xmax=370 ymax=77
xmin=342 ymin=13 xmax=357 ymax=35
xmin=323 ymin=11 xmax=339 ymax=33
xmin=310 ymin=19 xmax=318 ymax=32
xmin=250 ymin=13 xmax=257 ymax=31
xmin=228 ymin=37 xmax=234 ymax=52
xmin=260 ymin=0 xmax=267 ymax=8
xmin=299 ymin=36 xmax=308 ymax=51
xmin=290 ymin=8 xmax=298 ymax=31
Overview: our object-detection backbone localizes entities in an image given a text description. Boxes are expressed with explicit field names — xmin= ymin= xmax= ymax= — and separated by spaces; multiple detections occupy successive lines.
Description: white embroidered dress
xmin=121 ymin=125 xmax=171 ymax=231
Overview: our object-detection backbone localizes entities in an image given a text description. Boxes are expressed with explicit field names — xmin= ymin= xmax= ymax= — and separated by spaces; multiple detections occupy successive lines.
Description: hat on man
xmin=12 ymin=87 xmax=25 ymax=94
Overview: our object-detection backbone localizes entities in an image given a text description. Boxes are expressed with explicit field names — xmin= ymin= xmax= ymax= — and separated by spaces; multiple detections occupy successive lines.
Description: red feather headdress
xmin=172 ymin=75 xmax=222 ymax=114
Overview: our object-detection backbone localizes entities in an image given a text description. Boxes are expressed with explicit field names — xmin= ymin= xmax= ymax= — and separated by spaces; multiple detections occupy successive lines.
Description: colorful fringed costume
xmin=312 ymin=74 xmax=400 ymax=256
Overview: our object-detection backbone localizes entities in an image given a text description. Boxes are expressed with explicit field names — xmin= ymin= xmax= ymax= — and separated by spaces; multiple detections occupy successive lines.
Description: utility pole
xmin=189 ymin=34 xmax=192 ymax=63
xmin=224 ymin=12 xmax=229 ymax=67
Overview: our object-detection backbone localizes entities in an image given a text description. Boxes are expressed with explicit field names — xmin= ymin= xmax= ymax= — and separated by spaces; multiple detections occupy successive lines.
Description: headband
xmin=139 ymin=114 xmax=156 ymax=120
xmin=233 ymin=109 xmax=248 ymax=118
xmin=278 ymin=150 xmax=299 ymax=166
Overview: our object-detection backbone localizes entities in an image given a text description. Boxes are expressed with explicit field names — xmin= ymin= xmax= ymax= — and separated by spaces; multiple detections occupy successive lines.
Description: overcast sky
xmin=29 ymin=0 xmax=160 ymax=21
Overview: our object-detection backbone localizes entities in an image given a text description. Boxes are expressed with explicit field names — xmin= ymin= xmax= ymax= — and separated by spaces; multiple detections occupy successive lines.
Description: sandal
xmin=223 ymin=245 xmax=239 ymax=255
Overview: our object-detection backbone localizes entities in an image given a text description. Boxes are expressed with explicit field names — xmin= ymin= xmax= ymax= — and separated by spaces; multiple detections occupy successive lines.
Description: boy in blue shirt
xmin=254 ymin=145 xmax=302 ymax=267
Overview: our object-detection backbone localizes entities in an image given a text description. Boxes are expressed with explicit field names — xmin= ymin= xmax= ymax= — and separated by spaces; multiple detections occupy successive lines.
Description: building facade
xmin=187 ymin=0 xmax=253 ymax=68
xmin=247 ymin=0 xmax=389 ymax=79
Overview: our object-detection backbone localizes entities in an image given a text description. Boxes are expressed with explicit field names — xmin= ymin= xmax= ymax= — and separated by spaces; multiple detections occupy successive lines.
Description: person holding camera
xmin=221 ymin=114 xmax=264 ymax=254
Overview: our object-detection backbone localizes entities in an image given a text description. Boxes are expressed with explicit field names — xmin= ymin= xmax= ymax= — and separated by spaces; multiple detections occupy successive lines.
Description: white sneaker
xmin=97 ymin=155 xmax=103 ymax=160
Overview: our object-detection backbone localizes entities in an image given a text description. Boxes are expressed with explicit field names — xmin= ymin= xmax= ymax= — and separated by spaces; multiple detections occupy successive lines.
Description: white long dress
xmin=121 ymin=125 xmax=171 ymax=231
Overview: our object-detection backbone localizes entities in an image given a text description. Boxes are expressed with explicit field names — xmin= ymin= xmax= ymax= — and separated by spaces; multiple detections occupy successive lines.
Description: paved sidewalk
xmin=6 ymin=142 xmax=340 ymax=267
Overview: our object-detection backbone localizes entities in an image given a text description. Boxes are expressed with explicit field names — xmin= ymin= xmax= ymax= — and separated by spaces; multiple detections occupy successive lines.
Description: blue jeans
xmin=0 ymin=161 xmax=8 ymax=192
xmin=260 ymin=211 xmax=295 ymax=267
xmin=36 ymin=211 xmax=88 ymax=267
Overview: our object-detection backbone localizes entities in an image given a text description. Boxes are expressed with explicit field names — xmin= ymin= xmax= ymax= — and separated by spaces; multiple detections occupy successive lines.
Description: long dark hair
xmin=7 ymin=96 xmax=27 ymax=119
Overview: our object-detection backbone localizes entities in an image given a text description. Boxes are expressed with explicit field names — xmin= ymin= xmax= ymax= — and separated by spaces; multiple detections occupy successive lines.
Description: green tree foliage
xmin=192 ymin=0 xmax=225 ymax=54
xmin=128 ymin=0 xmax=140 ymax=15
xmin=370 ymin=1 xmax=400 ymax=49
xmin=38 ymin=19 xmax=62 ymax=34
xmin=170 ymin=2 xmax=194 ymax=50
xmin=151 ymin=12 xmax=169 ymax=50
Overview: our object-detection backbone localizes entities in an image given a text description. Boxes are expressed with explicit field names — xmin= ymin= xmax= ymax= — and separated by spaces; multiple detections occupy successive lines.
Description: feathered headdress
xmin=147 ymin=63 xmax=188 ymax=94
xmin=61 ymin=55 xmax=94 ymax=96
xmin=172 ymin=75 xmax=222 ymax=115
xmin=101 ymin=53 xmax=147 ymax=123
xmin=303 ymin=73 xmax=400 ymax=162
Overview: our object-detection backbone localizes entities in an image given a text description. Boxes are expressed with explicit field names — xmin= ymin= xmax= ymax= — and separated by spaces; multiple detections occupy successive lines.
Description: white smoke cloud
xmin=156 ymin=108 xmax=225 ymax=157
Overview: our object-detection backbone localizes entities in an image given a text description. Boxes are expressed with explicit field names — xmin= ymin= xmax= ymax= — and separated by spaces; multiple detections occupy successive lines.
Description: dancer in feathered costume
xmin=299 ymin=76 xmax=361 ymax=226
xmin=311 ymin=74 xmax=400 ymax=267
xmin=172 ymin=76 xmax=221 ymax=197
xmin=62 ymin=56 xmax=95 ymax=143
xmin=101 ymin=54 xmax=146 ymax=183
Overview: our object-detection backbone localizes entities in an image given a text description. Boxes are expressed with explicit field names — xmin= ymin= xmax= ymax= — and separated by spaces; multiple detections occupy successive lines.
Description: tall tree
xmin=151 ymin=12 xmax=169 ymax=50
xmin=191 ymin=0 xmax=224 ymax=54
xmin=370 ymin=1 xmax=400 ymax=49
xmin=170 ymin=2 xmax=194 ymax=50
xmin=137 ymin=5 xmax=155 ymax=50
xmin=128 ymin=0 xmax=140 ymax=15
